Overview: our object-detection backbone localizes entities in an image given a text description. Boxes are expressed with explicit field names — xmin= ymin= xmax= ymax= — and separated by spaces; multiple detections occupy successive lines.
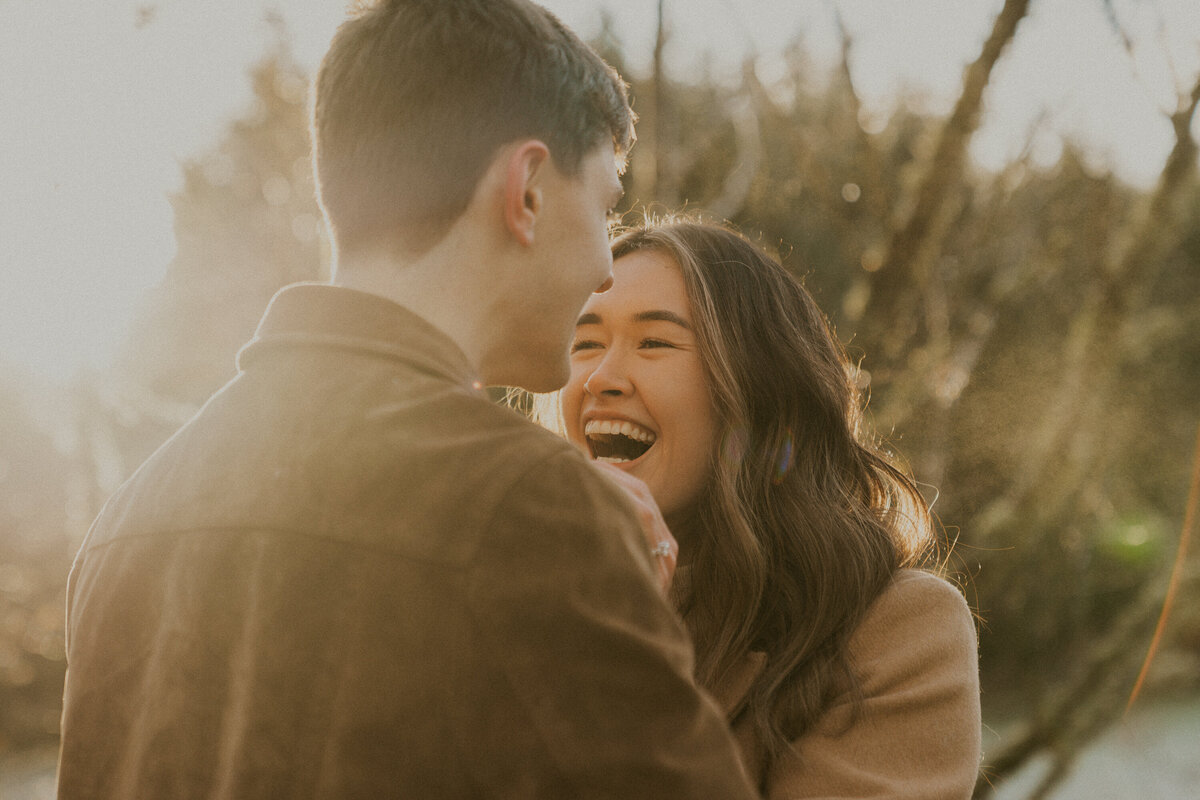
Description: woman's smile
xmin=584 ymin=418 xmax=657 ymax=463
xmin=562 ymin=249 xmax=719 ymax=522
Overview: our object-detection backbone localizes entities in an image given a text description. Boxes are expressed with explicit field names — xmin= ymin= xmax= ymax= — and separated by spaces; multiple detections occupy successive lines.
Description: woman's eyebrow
xmin=635 ymin=310 xmax=692 ymax=330
xmin=575 ymin=310 xmax=693 ymax=330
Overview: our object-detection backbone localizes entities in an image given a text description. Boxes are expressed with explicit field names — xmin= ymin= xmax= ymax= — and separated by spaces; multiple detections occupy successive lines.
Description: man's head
xmin=312 ymin=0 xmax=635 ymax=259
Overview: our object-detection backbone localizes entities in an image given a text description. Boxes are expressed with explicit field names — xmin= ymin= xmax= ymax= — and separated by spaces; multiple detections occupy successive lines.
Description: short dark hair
xmin=312 ymin=0 xmax=636 ymax=256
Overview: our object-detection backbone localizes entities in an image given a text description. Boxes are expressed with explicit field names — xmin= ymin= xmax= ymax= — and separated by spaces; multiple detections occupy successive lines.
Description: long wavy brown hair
xmin=606 ymin=217 xmax=938 ymax=764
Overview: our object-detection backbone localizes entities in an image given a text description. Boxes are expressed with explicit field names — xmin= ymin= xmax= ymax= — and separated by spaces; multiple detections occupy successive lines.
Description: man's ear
xmin=502 ymin=140 xmax=551 ymax=247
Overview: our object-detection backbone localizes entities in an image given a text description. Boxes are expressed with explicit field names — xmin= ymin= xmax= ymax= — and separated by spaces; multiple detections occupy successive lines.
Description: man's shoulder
xmin=368 ymin=387 xmax=598 ymax=496
xmin=448 ymin=393 xmax=582 ymax=465
xmin=83 ymin=381 xmax=613 ymax=566
xmin=430 ymin=396 xmax=637 ymax=533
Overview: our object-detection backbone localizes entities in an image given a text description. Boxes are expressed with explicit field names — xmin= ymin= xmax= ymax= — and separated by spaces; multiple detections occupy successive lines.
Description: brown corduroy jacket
xmin=57 ymin=284 xmax=757 ymax=799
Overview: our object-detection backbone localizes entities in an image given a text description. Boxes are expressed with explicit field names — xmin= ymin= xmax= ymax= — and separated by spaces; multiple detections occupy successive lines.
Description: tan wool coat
xmin=709 ymin=569 xmax=982 ymax=799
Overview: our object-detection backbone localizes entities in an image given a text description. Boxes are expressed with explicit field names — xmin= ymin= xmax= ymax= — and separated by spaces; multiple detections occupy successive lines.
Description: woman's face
xmin=562 ymin=249 xmax=720 ymax=527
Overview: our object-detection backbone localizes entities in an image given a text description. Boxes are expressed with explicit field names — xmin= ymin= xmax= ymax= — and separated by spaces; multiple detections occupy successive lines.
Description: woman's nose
xmin=583 ymin=353 xmax=632 ymax=397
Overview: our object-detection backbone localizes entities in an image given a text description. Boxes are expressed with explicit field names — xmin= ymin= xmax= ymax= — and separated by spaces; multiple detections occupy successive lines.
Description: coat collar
xmin=238 ymin=283 xmax=484 ymax=394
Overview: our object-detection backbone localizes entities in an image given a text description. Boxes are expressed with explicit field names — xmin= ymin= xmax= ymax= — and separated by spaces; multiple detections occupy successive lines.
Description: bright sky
xmin=2 ymin=0 xmax=1199 ymax=382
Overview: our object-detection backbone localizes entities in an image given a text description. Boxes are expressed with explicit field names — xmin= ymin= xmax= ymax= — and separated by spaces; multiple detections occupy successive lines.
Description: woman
xmin=552 ymin=218 xmax=981 ymax=797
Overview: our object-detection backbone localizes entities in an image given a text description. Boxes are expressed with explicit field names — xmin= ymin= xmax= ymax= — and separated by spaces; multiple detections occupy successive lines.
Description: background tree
xmin=613 ymin=3 xmax=1198 ymax=795
xmin=2 ymin=4 xmax=1198 ymax=797
xmin=116 ymin=42 xmax=328 ymax=405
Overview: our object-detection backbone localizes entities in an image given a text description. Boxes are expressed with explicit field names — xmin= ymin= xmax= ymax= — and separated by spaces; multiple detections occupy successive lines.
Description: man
xmin=57 ymin=1 xmax=757 ymax=797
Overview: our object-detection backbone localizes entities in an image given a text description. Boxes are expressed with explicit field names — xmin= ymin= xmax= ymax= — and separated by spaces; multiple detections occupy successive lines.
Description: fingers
xmin=591 ymin=461 xmax=652 ymax=503
xmin=646 ymin=536 xmax=678 ymax=594
xmin=591 ymin=462 xmax=678 ymax=594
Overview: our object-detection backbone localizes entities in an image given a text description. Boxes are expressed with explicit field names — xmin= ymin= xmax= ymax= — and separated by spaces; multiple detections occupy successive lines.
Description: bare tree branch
xmin=831 ymin=2 xmax=889 ymax=222
xmin=652 ymin=0 xmax=677 ymax=205
xmin=861 ymin=0 xmax=1032 ymax=356
xmin=706 ymin=62 xmax=763 ymax=221
xmin=984 ymin=70 xmax=1200 ymax=534
xmin=1103 ymin=0 xmax=1186 ymax=115
xmin=969 ymin=68 xmax=1200 ymax=795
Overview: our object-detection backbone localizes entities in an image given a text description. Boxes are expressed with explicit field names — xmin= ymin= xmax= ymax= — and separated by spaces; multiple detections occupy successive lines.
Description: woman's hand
xmin=591 ymin=462 xmax=678 ymax=594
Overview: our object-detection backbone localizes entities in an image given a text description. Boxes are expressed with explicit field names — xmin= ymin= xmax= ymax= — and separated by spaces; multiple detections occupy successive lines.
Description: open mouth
xmin=584 ymin=419 xmax=656 ymax=464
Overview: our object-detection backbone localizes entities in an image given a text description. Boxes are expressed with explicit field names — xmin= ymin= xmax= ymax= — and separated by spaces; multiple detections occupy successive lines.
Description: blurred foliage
xmin=115 ymin=44 xmax=328 ymax=403
xmin=2 ymin=6 xmax=1199 ymax=796
xmin=0 ymin=371 xmax=72 ymax=750
xmin=0 ymin=43 xmax=323 ymax=752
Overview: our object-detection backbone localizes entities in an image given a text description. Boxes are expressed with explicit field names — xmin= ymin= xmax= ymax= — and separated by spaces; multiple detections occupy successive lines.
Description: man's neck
xmin=333 ymin=243 xmax=491 ymax=379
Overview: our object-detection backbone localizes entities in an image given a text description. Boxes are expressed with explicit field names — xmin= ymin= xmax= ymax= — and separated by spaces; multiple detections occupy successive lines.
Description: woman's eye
xmin=640 ymin=338 xmax=675 ymax=349
xmin=571 ymin=340 xmax=602 ymax=353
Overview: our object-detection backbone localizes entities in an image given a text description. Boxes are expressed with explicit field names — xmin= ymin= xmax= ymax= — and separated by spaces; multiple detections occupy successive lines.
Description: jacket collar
xmin=237 ymin=283 xmax=483 ymax=393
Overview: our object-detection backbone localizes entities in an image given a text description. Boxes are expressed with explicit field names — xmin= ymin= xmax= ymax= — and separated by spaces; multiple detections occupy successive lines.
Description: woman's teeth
xmin=584 ymin=419 xmax=656 ymax=463
xmin=583 ymin=419 xmax=656 ymax=443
